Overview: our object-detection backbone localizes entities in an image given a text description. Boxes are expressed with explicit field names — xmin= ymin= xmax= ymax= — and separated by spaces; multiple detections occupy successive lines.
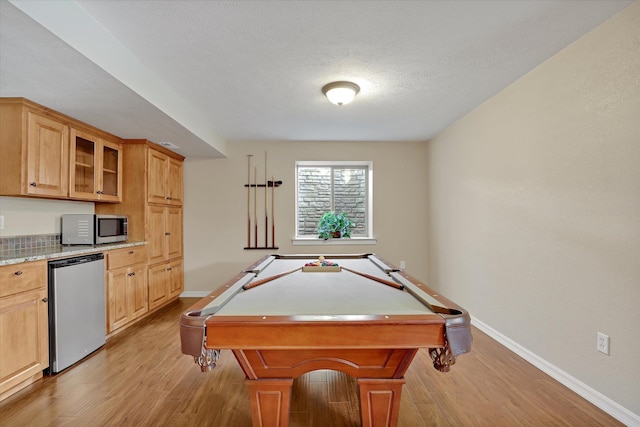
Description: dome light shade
xmin=322 ymin=81 xmax=360 ymax=106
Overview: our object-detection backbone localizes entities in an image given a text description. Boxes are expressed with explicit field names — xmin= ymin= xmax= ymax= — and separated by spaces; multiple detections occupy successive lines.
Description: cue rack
xmin=244 ymin=152 xmax=281 ymax=250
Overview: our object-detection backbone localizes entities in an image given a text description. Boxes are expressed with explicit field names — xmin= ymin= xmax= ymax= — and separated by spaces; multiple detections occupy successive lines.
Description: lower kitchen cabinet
xmin=0 ymin=260 xmax=48 ymax=401
xmin=168 ymin=259 xmax=184 ymax=300
xmin=148 ymin=258 xmax=183 ymax=311
xmin=106 ymin=246 xmax=148 ymax=333
xmin=106 ymin=263 xmax=147 ymax=333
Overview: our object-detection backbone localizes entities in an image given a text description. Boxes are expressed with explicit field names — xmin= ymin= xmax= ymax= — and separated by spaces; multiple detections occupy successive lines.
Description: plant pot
xmin=331 ymin=231 xmax=341 ymax=238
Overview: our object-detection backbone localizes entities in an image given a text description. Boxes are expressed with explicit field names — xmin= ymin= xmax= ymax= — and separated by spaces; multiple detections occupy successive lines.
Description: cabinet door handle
xmin=166 ymin=196 xmax=172 ymax=200
xmin=42 ymin=297 xmax=48 ymax=303
xmin=167 ymin=267 xmax=173 ymax=271
xmin=96 ymin=190 xmax=103 ymax=194
xmin=29 ymin=182 xmax=37 ymax=187
xmin=128 ymin=272 xmax=135 ymax=277
xmin=14 ymin=271 xmax=23 ymax=276
xmin=165 ymin=232 xmax=171 ymax=236
xmin=129 ymin=251 xmax=134 ymax=254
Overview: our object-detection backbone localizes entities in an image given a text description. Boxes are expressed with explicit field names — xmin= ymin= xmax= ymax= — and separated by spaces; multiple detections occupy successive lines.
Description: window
xmin=295 ymin=161 xmax=373 ymax=241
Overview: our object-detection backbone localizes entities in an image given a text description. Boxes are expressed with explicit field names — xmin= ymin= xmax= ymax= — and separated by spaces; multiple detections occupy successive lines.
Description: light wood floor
xmin=0 ymin=298 xmax=623 ymax=427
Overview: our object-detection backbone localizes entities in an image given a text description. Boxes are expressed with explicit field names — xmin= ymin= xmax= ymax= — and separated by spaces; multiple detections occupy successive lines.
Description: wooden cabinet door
xmin=25 ymin=111 xmax=68 ymax=197
xmin=69 ymin=128 xmax=100 ymax=200
xmin=148 ymin=205 xmax=182 ymax=264
xmin=147 ymin=148 xmax=182 ymax=206
xmin=168 ymin=259 xmax=184 ymax=299
xmin=147 ymin=149 xmax=168 ymax=204
xmin=147 ymin=205 xmax=166 ymax=265
xmin=166 ymin=207 xmax=183 ymax=260
xmin=99 ymin=140 xmax=122 ymax=202
xmin=148 ymin=263 xmax=168 ymax=311
xmin=167 ymin=157 xmax=183 ymax=206
xmin=107 ymin=268 xmax=129 ymax=333
xmin=127 ymin=263 xmax=148 ymax=321
xmin=0 ymin=288 xmax=48 ymax=396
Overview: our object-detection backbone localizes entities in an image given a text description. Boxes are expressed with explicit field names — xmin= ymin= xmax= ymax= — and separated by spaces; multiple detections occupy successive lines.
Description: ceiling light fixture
xmin=322 ymin=81 xmax=360 ymax=106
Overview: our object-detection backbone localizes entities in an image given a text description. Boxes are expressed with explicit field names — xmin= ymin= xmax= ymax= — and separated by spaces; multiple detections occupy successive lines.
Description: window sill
xmin=292 ymin=237 xmax=377 ymax=246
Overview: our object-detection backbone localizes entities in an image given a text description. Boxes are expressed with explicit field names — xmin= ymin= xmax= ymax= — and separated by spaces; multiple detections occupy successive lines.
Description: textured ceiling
xmin=0 ymin=0 xmax=633 ymax=158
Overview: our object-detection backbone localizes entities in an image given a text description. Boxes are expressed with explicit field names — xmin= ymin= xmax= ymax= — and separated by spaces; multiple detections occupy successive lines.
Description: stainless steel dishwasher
xmin=48 ymin=253 xmax=106 ymax=373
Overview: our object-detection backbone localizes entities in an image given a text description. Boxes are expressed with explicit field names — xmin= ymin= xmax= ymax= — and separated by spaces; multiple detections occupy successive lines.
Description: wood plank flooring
xmin=0 ymin=298 xmax=623 ymax=426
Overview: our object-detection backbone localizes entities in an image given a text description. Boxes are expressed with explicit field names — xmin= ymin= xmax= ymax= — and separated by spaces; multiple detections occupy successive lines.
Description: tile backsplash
xmin=0 ymin=233 xmax=61 ymax=258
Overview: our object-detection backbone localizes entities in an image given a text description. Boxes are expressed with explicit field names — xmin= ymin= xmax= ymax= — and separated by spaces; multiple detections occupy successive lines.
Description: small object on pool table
xmin=302 ymin=256 xmax=341 ymax=272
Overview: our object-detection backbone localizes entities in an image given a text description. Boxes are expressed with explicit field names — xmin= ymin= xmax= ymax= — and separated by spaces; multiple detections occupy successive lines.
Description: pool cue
xmin=341 ymin=266 xmax=404 ymax=290
xmin=271 ymin=175 xmax=275 ymax=248
xmin=264 ymin=151 xmax=268 ymax=248
xmin=254 ymin=166 xmax=258 ymax=248
xmin=243 ymin=267 xmax=302 ymax=290
xmin=247 ymin=155 xmax=253 ymax=248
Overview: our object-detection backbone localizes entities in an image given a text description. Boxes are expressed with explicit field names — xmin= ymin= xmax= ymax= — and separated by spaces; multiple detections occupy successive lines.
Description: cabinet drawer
xmin=107 ymin=246 xmax=147 ymax=270
xmin=0 ymin=260 xmax=47 ymax=297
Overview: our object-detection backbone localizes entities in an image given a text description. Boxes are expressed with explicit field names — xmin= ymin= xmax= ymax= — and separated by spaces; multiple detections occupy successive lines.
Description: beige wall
xmin=0 ymin=196 xmax=93 ymax=236
xmin=426 ymin=2 xmax=639 ymax=416
xmin=183 ymin=140 xmax=429 ymax=293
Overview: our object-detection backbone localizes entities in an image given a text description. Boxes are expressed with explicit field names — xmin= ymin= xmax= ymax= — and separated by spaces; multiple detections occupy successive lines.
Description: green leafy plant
xmin=317 ymin=212 xmax=355 ymax=240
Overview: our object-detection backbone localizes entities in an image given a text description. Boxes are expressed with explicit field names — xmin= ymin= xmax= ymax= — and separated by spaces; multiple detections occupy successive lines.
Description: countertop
xmin=0 ymin=241 xmax=147 ymax=266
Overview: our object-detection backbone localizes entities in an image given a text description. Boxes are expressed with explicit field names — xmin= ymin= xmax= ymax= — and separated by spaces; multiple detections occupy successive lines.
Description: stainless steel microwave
xmin=62 ymin=214 xmax=128 ymax=245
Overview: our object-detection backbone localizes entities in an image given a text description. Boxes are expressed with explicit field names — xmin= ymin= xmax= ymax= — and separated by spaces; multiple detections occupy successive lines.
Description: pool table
xmin=181 ymin=254 xmax=471 ymax=427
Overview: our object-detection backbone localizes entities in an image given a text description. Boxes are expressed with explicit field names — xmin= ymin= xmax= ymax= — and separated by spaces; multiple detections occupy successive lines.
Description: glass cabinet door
xmin=101 ymin=144 xmax=120 ymax=199
xmin=69 ymin=128 xmax=122 ymax=202
xmin=72 ymin=135 xmax=97 ymax=198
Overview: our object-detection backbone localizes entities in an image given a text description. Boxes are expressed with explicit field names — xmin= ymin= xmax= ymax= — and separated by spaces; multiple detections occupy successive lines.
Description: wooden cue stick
xmin=264 ymin=151 xmax=268 ymax=248
xmin=271 ymin=175 xmax=275 ymax=248
xmin=341 ymin=266 xmax=404 ymax=290
xmin=243 ymin=267 xmax=302 ymax=290
xmin=247 ymin=155 xmax=253 ymax=248
xmin=254 ymin=166 xmax=258 ymax=248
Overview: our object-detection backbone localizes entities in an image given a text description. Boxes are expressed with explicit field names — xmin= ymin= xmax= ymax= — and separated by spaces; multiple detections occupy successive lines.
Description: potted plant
xmin=317 ymin=212 xmax=355 ymax=240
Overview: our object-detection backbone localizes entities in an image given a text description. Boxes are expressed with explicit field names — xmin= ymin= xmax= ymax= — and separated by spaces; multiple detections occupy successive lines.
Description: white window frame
xmin=293 ymin=160 xmax=376 ymax=245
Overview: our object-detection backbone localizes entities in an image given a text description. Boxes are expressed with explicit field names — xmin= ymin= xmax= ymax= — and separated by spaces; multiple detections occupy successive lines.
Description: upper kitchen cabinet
xmin=147 ymin=148 xmax=183 ymax=206
xmin=0 ymin=98 xmax=124 ymax=202
xmin=69 ymin=128 xmax=123 ymax=202
xmin=0 ymin=99 xmax=69 ymax=198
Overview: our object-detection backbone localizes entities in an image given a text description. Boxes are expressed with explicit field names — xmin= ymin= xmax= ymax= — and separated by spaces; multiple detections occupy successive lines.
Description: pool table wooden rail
xmin=201 ymin=314 xmax=447 ymax=349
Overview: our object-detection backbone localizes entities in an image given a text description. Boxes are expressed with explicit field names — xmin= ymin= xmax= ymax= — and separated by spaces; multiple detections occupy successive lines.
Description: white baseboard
xmin=180 ymin=291 xmax=210 ymax=298
xmin=471 ymin=317 xmax=639 ymax=427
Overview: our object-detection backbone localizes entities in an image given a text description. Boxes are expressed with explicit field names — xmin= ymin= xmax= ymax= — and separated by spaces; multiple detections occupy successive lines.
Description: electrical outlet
xmin=0 ymin=215 xmax=4 ymax=230
xmin=597 ymin=332 xmax=610 ymax=355
xmin=400 ymin=260 xmax=405 ymax=270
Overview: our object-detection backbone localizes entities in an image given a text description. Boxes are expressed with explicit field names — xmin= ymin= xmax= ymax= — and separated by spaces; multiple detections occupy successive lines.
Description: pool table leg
xmin=246 ymin=378 xmax=293 ymax=427
xmin=358 ymin=378 xmax=405 ymax=427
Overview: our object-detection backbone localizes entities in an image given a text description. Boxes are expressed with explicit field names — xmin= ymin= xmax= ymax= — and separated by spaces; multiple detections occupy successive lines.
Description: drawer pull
xmin=167 ymin=267 xmax=173 ymax=271
xmin=128 ymin=272 xmax=135 ymax=277
xmin=30 ymin=182 xmax=37 ymax=187
xmin=42 ymin=297 xmax=48 ymax=303
xmin=165 ymin=232 xmax=171 ymax=236
xmin=14 ymin=271 xmax=23 ymax=276
xmin=129 ymin=251 xmax=134 ymax=255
